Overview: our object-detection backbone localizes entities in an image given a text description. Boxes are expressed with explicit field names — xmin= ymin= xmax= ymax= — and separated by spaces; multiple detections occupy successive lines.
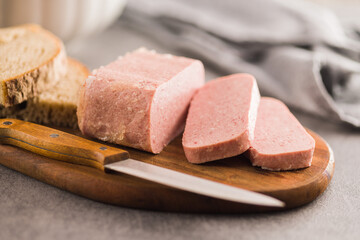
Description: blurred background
xmin=1 ymin=1 xmax=360 ymax=239
xmin=1 ymin=0 xmax=360 ymax=126
xmin=0 ymin=0 xmax=360 ymax=127
xmin=0 ymin=0 xmax=127 ymax=42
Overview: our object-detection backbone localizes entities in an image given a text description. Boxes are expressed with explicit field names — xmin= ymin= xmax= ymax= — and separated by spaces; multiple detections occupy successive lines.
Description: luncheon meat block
xmin=248 ymin=97 xmax=315 ymax=171
xmin=77 ymin=48 xmax=205 ymax=153
xmin=182 ymin=74 xmax=260 ymax=163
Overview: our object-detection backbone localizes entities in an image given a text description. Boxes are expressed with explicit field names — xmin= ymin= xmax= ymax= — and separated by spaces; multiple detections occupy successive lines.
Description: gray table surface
xmin=1 ymin=21 xmax=360 ymax=240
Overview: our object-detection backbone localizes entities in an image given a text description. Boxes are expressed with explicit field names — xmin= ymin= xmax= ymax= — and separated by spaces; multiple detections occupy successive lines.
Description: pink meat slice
xmin=77 ymin=48 xmax=205 ymax=153
xmin=182 ymin=73 xmax=260 ymax=163
xmin=248 ymin=97 xmax=315 ymax=171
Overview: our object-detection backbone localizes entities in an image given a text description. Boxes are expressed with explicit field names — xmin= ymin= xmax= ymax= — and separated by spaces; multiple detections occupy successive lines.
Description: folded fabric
xmin=122 ymin=0 xmax=360 ymax=127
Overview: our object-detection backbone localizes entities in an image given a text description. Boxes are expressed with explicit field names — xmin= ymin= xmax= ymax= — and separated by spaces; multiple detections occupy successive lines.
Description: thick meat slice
xmin=77 ymin=48 xmax=204 ymax=153
xmin=182 ymin=73 xmax=260 ymax=163
xmin=249 ymin=97 xmax=315 ymax=171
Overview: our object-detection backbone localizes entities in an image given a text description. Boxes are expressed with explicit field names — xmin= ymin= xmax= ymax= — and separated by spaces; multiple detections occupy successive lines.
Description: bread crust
xmin=0 ymin=58 xmax=89 ymax=129
xmin=76 ymin=70 xmax=87 ymax=131
xmin=0 ymin=24 xmax=67 ymax=107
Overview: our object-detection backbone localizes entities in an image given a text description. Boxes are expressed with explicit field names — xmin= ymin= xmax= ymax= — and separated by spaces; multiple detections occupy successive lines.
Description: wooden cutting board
xmin=0 ymin=128 xmax=334 ymax=213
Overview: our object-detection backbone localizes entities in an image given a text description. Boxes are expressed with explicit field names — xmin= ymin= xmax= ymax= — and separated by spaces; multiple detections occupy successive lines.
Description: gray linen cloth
xmin=122 ymin=0 xmax=360 ymax=127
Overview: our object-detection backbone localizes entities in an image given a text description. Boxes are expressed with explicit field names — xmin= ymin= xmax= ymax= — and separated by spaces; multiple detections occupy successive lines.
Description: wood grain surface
xmin=0 ymin=119 xmax=129 ymax=171
xmin=0 ymin=128 xmax=334 ymax=213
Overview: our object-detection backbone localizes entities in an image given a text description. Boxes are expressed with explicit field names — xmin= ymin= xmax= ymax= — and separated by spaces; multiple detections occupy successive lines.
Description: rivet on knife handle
xmin=0 ymin=119 xmax=129 ymax=171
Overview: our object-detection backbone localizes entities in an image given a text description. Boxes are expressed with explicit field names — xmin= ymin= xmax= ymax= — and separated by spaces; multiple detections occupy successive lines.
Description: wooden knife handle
xmin=0 ymin=119 xmax=129 ymax=171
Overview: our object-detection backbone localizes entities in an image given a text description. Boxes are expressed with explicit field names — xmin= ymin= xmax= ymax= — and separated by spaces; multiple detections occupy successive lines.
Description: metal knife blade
xmin=0 ymin=119 xmax=285 ymax=207
xmin=106 ymin=160 xmax=284 ymax=207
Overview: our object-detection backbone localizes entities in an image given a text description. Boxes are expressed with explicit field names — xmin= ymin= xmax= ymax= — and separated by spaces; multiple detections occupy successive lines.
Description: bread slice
xmin=0 ymin=24 xmax=67 ymax=107
xmin=0 ymin=58 xmax=89 ymax=128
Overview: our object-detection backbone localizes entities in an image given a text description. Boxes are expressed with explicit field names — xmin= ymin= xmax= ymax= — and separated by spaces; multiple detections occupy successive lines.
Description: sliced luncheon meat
xmin=249 ymin=97 xmax=315 ymax=171
xmin=77 ymin=48 xmax=205 ymax=153
xmin=182 ymin=73 xmax=260 ymax=163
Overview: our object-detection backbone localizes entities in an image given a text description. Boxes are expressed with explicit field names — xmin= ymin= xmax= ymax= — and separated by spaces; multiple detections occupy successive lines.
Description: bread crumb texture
xmin=0 ymin=59 xmax=89 ymax=128
xmin=0 ymin=24 xmax=67 ymax=107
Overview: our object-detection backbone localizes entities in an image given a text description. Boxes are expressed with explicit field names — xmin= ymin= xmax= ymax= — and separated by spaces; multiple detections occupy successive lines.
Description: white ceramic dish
xmin=0 ymin=0 xmax=127 ymax=42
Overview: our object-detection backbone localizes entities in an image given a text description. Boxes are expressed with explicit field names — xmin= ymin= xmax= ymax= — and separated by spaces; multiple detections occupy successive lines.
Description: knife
xmin=0 ymin=118 xmax=284 ymax=207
